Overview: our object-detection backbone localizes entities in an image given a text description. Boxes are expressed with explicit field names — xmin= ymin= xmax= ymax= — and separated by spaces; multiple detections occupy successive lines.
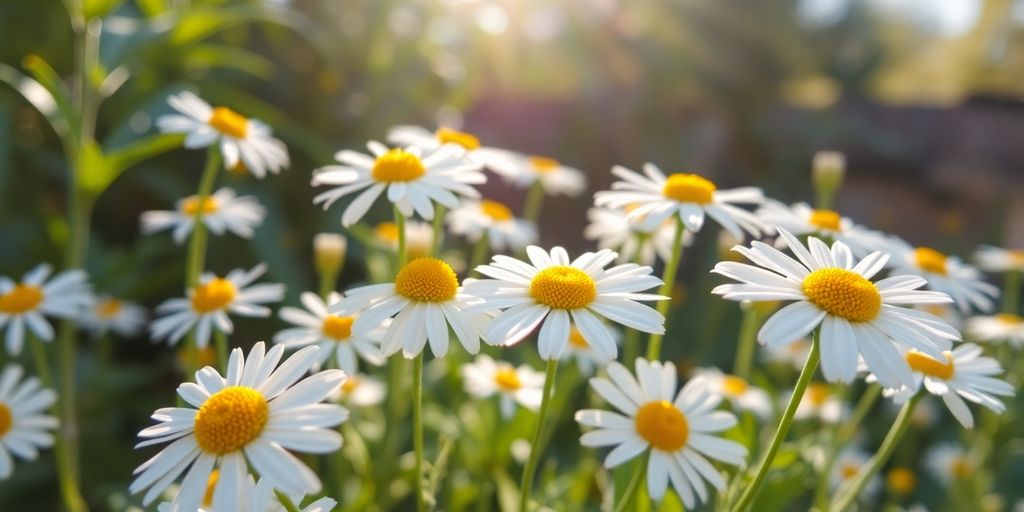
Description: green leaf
xmin=78 ymin=133 xmax=183 ymax=196
xmin=183 ymin=44 xmax=274 ymax=78
xmin=84 ymin=0 xmax=125 ymax=20
xmin=134 ymin=0 xmax=167 ymax=17
xmin=77 ymin=139 xmax=108 ymax=196
xmin=0 ymin=62 xmax=73 ymax=146
xmin=105 ymin=132 xmax=183 ymax=172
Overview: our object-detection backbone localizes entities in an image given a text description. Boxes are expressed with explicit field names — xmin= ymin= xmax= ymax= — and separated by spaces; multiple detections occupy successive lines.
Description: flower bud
xmin=314 ymin=233 xmax=347 ymax=276
xmin=812 ymin=151 xmax=845 ymax=209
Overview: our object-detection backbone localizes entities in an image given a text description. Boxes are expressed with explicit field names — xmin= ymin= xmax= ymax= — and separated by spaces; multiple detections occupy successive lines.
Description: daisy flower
xmin=494 ymin=155 xmax=587 ymax=197
xmin=559 ymin=323 xmax=621 ymax=375
xmin=792 ymin=382 xmax=843 ymax=423
xmin=0 ymin=365 xmax=58 ymax=479
xmin=328 ymin=373 xmax=386 ymax=407
xmin=593 ymin=164 xmax=765 ymax=239
xmin=150 ymin=264 xmax=285 ymax=348
xmin=330 ymin=257 xmax=483 ymax=358
xmin=156 ymin=91 xmax=289 ymax=178
xmin=872 ymin=344 xmax=1014 ymax=428
xmin=584 ymin=206 xmax=694 ymax=265
xmin=966 ymin=313 xmax=1024 ymax=347
xmin=141 ymin=188 xmax=266 ymax=244
xmin=974 ymin=245 xmax=1024 ymax=273
xmin=761 ymin=337 xmax=813 ymax=370
xmin=575 ymin=359 xmax=747 ymax=506
xmin=446 ymin=199 xmax=537 ymax=253
xmin=885 ymin=467 xmax=917 ymax=497
xmin=157 ymin=474 xmax=337 ymax=512
xmin=130 ymin=342 xmax=348 ymax=511
xmin=924 ymin=443 xmax=973 ymax=484
xmin=755 ymin=200 xmax=888 ymax=256
xmin=0 ymin=264 xmax=92 ymax=355
xmin=886 ymin=238 xmax=999 ymax=314
xmin=462 ymin=246 xmax=667 ymax=360
xmin=311 ymin=141 xmax=485 ymax=227
xmin=461 ymin=355 xmax=545 ymax=418
xmin=273 ymin=292 xmax=384 ymax=375
xmin=691 ymin=367 xmax=772 ymax=419
xmin=711 ymin=229 xmax=960 ymax=389
xmin=373 ymin=221 xmax=434 ymax=260
xmin=386 ymin=124 xmax=519 ymax=175
xmin=77 ymin=295 xmax=147 ymax=338
xmin=828 ymin=447 xmax=880 ymax=497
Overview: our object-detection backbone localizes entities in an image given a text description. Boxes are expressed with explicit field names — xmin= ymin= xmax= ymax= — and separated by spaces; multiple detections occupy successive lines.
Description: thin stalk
xmin=613 ymin=455 xmax=647 ymax=512
xmin=275 ymin=490 xmax=302 ymax=512
xmin=646 ymin=219 xmax=685 ymax=360
xmin=730 ymin=331 xmax=821 ymax=512
xmin=182 ymin=147 xmax=222 ymax=375
xmin=518 ymin=359 xmax=559 ymax=512
xmin=522 ymin=181 xmax=545 ymax=225
xmin=213 ymin=330 xmax=228 ymax=374
xmin=318 ymin=270 xmax=338 ymax=301
xmin=732 ymin=306 xmax=760 ymax=380
xmin=1004 ymin=270 xmax=1021 ymax=314
xmin=812 ymin=384 xmax=881 ymax=510
xmin=412 ymin=353 xmax=425 ymax=512
xmin=430 ymin=205 xmax=446 ymax=257
xmin=32 ymin=335 xmax=84 ymax=512
xmin=467 ymin=233 xmax=490 ymax=276
xmin=394 ymin=206 xmax=408 ymax=268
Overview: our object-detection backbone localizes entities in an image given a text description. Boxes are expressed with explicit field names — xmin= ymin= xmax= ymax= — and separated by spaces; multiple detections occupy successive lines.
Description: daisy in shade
xmin=311 ymin=141 xmax=485 ymax=227
xmin=77 ymin=295 xmax=147 ymax=338
xmin=974 ymin=245 xmax=1024 ymax=273
xmin=593 ymin=164 xmax=765 ymax=239
xmin=755 ymin=200 xmax=889 ymax=256
xmin=273 ymin=292 xmax=384 ymax=375
xmin=446 ymin=199 xmax=537 ymax=253
xmin=761 ymin=337 xmax=813 ymax=370
xmin=711 ymin=229 xmax=960 ymax=389
xmin=966 ymin=314 xmax=1024 ymax=347
xmin=924 ymin=443 xmax=973 ymax=484
xmin=156 ymin=91 xmax=289 ymax=178
xmin=0 ymin=365 xmax=58 ymax=479
xmin=0 ymin=264 xmax=92 ymax=355
xmin=330 ymin=257 xmax=484 ymax=358
xmin=462 ymin=246 xmax=667 ymax=360
xmin=828 ymin=447 xmax=880 ymax=497
xmin=130 ymin=342 xmax=347 ymax=511
xmin=792 ymin=382 xmax=844 ymax=423
xmin=150 ymin=264 xmax=285 ymax=348
xmin=495 ymin=155 xmax=587 ymax=197
xmin=869 ymin=343 xmax=1014 ymax=428
xmin=141 ymin=188 xmax=266 ymax=244
xmin=328 ymin=373 xmax=386 ymax=407
xmin=386 ymin=124 xmax=519 ymax=175
xmin=585 ymin=206 xmax=694 ymax=265
xmin=461 ymin=355 xmax=545 ymax=418
xmin=691 ymin=367 xmax=772 ymax=419
xmin=559 ymin=323 xmax=621 ymax=375
xmin=886 ymin=238 xmax=999 ymax=314
xmin=373 ymin=221 xmax=434 ymax=260
xmin=575 ymin=359 xmax=747 ymax=506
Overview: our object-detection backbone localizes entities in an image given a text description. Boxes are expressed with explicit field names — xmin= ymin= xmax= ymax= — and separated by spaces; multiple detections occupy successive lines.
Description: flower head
xmin=974 ymin=245 xmax=1024 ymax=273
xmin=691 ymin=367 xmax=772 ymax=419
xmin=77 ymin=295 xmax=147 ymax=338
xmin=328 ymin=373 xmax=386 ymax=407
xmin=387 ymin=125 xmax=520 ymax=176
xmin=462 ymin=355 xmax=545 ymax=418
xmin=924 ymin=443 xmax=973 ymax=484
xmin=446 ymin=199 xmax=537 ymax=252
xmin=0 ymin=264 xmax=92 ymax=354
xmin=273 ymin=292 xmax=384 ymax=374
xmin=886 ymin=238 xmax=999 ymax=314
xmin=0 ymin=365 xmax=58 ymax=479
xmin=559 ymin=323 xmax=621 ymax=374
xmin=585 ymin=206 xmax=695 ymax=265
xmin=755 ymin=200 xmax=888 ymax=257
xmin=141 ymin=188 xmax=266 ymax=244
xmin=494 ymin=154 xmax=586 ymax=197
xmin=966 ymin=313 xmax=1024 ymax=347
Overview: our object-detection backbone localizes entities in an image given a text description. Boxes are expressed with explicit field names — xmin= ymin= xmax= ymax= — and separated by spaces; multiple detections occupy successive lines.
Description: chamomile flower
xmin=691 ymin=367 xmax=771 ymax=419
xmin=446 ymin=199 xmax=537 ymax=252
xmin=761 ymin=337 xmax=813 ymax=370
xmin=886 ymin=467 xmax=917 ymax=497
xmin=872 ymin=344 xmax=1014 ymax=428
xmin=974 ymin=245 xmax=1024 ymax=273
xmin=373 ymin=221 xmax=434 ymax=260
xmin=829 ymin=447 xmax=880 ymax=497
xmin=141 ymin=188 xmax=266 ymax=244
xmin=584 ymin=206 xmax=694 ymax=265
xmin=966 ymin=314 xmax=1024 ymax=347
xmin=495 ymin=155 xmax=587 ymax=197
xmin=330 ymin=257 xmax=483 ymax=358
xmin=77 ymin=295 xmax=147 ymax=338
xmin=150 ymin=264 xmax=285 ymax=348
xmin=575 ymin=359 xmax=747 ymax=506
xmin=755 ymin=200 xmax=888 ymax=256
xmin=924 ymin=443 xmax=973 ymax=484
xmin=156 ymin=91 xmax=289 ymax=178
xmin=712 ymin=229 xmax=960 ymax=389
xmin=311 ymin=141 xmax=485 ymax=227
xmin=273 ymin=292 xmax=385 ymax=374
xmin=0 ymin=365 xmax=58 ymax=479
xmin=462 ymin=246 xmax=667 ymax=360
xmin=559 ymin=324 xmax=621 ymax=375
xmin=328 ymin=373 xmax=385 ymax=407
xmin=130 ymin=343 xmax=348 ymax=511
xmin=793 ymin=382 xmax=843 ymax=423
xmin=461 ymin=355 xmax=545 ymax=418
xmin=0 ymin=264 xmax=92 ymax=355
xmin=886 ymin=238 xmax=999 ymax=314
xmin=593 ymin=164 xmax=765 ymax=239
xmin=386 ymin=124 xmax=519 ymax=175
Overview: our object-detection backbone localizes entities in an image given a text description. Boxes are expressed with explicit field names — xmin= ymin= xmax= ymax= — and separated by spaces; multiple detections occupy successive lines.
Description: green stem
xmin=182 ymin=147 xmax=222 ymax=376
xmin=213 ymin=329 xmax=228 ymax=374
xmin=467 ymin=233 xmax=490 ymax=276
xmin=412 ymin=353 xmax=425 ymax=512
xmin=318 ymin=270 xmax=338 ymax=301
xmin=430 ymin=205 xmax=446 ymax=257
xmin=522 ymin=181 xmax=545 ymax=225
xmin=1003 ymin=270 xmax=1021 ymax=314
xmin=813 ymin=384 xmax=880 ymax=510
xmin=837 ymin=384 xmax=881 ymax=445
xmin=519 ymin=359 xmax=559 ymax=512
xmin=829 ymin=393 xmax=922 ymax=512
xmin=732 ymin=306 xmax=760 ymax=380
xmin=730 ymin=331 xmax=821 ymax=512
xmin=394 ymin=206 xmax=408 ymax=268
xmin=613 ymin=456 xmax=647 ymax=512
xmin=33 ymin=335 xmax=85 ymax=512
xmin=645 ymin=219 xmax=685 ymax=360
xmin=275 ymin=490 xmax=302 ymax=512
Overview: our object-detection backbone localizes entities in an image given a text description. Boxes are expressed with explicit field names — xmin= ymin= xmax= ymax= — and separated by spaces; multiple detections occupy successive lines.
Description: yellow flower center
xmin=529 ymin=156 xmax=560 ymax=174
xmin=806 ymin=383 xmax=831 ymax=406
xmin=1009 ymin=250 xmax=1024 ymax=265
xmin=840 ymin=463 xmax=860 ymax=480
xmin=634 ymin=400 xmax=689 ymax=452
xmin=0 ymin=284 xmax=44 ymax=314
xmin=886 ymin=467 xmax=916 ymax=494
xmin=720 ymin=375 xmax=748 ymax=396
xmin=228 ymin=160 xmax=248 ymax=175
xmin=372 ymin=148 xmax=426 ymax=183
xmin=905 ymin=351 xmax=955 ymax=380
xmin=950 ymin=457 xmax=972 ymax=479
xmin=568 ymin=326 xmax=589 ymax=349
xmin=394 ymin=258 xmax=458 ymax=303
xmin=96 ymin=298 xmax=123 ymax=319
xmin=529 ymin=266 xmax=597 ymax=310
xmin=191 ymin=278 xmax=237 ymax=313
xmin=914 ymin=247 xmax=948 ymax=275
xmin=203 ymin=470 xmax=220 ymax=507
xmin=801 ymin=268 xmax=881 ymax=322
xmin=193 ymin=386 xmax=268 ymax=455
xmin=0 ymin=403 xmax=11 ymax=437
xmin=181 ymin=195 xmax=220 ymax=216
xmin=661 ymin=173 xmax=716 ymax=205
xmin=341 ymin=376 xmax=360 ymax=393
xmin=808 ymin=209 xmax=842 ymax=231
xmin=480 ymin=200 xmax=514 ymax=221
xmin=208 ymin=107 xmax=249 ymax=139
xmin=494 ymin=367 xmax=522 ymax=392
xmin=997 ymin=313 xmax=1023 ymax=325
xmin=322 ymin=315 xmax=355 ymax=341
xmin=435 ymin=127 xmax=480 ymax=150
xmin=375 ymin=222 xmax=400 ymax=243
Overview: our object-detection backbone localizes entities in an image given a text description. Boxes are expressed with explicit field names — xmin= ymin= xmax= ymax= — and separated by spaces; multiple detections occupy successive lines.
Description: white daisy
xmin=130 ymin=342 xmax=348 ymax=511
xmin=924 ymin=443 xmax=973 ymax=484
xmin=0 ymin=264 xmax=92 ymax=355
xmin=974 ymin=245 xmax=1024 ymax=273
xmin=77 ymin=295 xmax=147 ymax=338
xmin=575 ymin=359 xmax=747 ymax=506
xmin=330 ymin=257 xmax=483 ymax=358
xmin=446 ymin=199 xmax=537 ymax=252
xmin=311 ymin=141 xmax=485 ymax=227
xmin=386 ymin=124 xmax=520 ymax=176
xmin=462 ymin=246 xmax=667 ymax=360
xmin=461 ymin=355 xmax=545 ymax=418
xmin=559 ymin=323 xmax=621 ymax=375
xmin=792 ymin=382 xmax=843 ymax=423
xmin=0 ymin=365 xmax=58 ymax=479
xmin=885 ymin=467 xmax=917 ymax=497
xmin=755 ymin=200 xmax=889 ymax=256
xmin=328 ymin=373 xmax=385 ymax=407
xmin=711 ymin=229 xmax=960 ymax=389
xmin=872 ymin=343 xmax=1014 ymax=428
xmin=761 ymin=337 xmax=813 ymax=370
xmin=494 ymin=154 xmax=587 ymax=197
xmin=273 ymin=292 xmax=384 ymax=374
xmin=828 ymin=447 xmax=880 ymax=497
xmin=150 ymin=264 xmax=285 ymax=348
xmin=157 ymin=474 xmax=337 ymax=512
xmin=966 ymin=313 xmax=1024 ymax=347
xmin=886 ymin=238 xmax=999 ymax=314
xmin=156 ymin=91 xmax=289 ymax=178
xmin=593 ymin=164 xmax=766 ymax=239
xmin=371 ymin=220 xmax=434 ymax=260
xmin=584 ymin=206 xmax=694 ymax=265
xmin=141 ymin=188 xmax=267 ymax=244
xmin=691 ymin=367 xmax=771 ymax=419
